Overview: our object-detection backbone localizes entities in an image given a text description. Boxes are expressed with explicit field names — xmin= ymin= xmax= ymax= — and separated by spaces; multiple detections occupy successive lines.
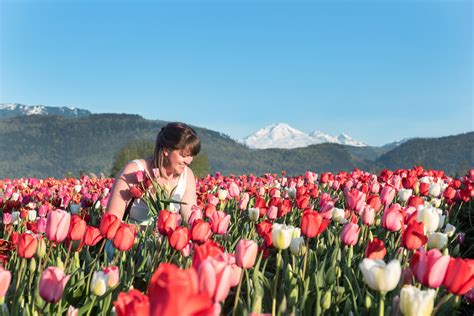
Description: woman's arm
xmin=106 ymin=161 xmax=140 ymax=220
xmin=180 ymin=167 xmax=197 ymax=223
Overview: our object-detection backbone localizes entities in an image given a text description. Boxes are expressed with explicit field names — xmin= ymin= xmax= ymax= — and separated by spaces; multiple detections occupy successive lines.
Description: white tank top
xmin=128 ymin=159 xmax=187 ymax=225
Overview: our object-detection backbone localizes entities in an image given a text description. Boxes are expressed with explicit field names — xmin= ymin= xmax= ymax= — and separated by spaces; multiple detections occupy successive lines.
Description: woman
xmin=106 ymin=122 xmax=201 ymax=225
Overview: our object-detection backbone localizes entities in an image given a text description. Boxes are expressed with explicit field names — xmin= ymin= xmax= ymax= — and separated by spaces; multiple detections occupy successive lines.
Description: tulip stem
xmin=232 ymin=268 xmax=245 ymax=316
xmin=379 ymin=294 xmax=385 ymax=316
xmin=86 ymin=296 xmax=97 ymax=316
xmin=301 ymin=238 xmax=309 ymax=279
xmin=64 ymin=242 xmax=73 ymax=273
xmin=272 ymin=250 xmax=282 ymax=316
xmin=12 ymin=258 xmax=26 ymax=314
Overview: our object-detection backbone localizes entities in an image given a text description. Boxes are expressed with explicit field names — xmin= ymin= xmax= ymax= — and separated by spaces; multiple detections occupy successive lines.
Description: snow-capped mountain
xmin=0 ymin=103 xmax=91 ymax=118
xmin=242 ymin=123 xmax=368 ymax=149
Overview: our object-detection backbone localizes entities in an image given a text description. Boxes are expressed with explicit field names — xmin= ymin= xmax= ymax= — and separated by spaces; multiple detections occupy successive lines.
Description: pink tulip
xmin=36 ymin=217 xmax=48 ymax=233
xmin=39 ymin=267 xmax=70 ymax=303
xmin=340 ymin=222 xmax=360 ymax=246
xmin=188 ymin=207 xmax=203 ymax=226
xmin=210 ymin=211 xmax=231 ymax=235
xmin=228 ymin=182 xmax=240 ymax=198
xmin=104 ymin=266 xmax=120 ymax=288
xmin=361 ymin=206 xmax=375 ymax=226
xmin=238 ymin=193 xmax=249 ymax=211
xmin=411 ymin=248 xmax=450 ymax=288
xmin=46 ymin=209 xmax=71 ymax=243
xmin=0 ymin=266 xmax=12 ymax=299
xmin=236 ymin=239 xmax=258 ymax=269
xmin=382 ymin=203 xmax=404 ymax=232
xmin=3 ymin=213 xmax=12 ymax=225
xmin=346 ymin=189 xmax=366 ymax=213
xmin=380 ymin=185 xmax=396 ymax=206
xmin=198 ymin=256 xmax=233 ymax=302
xmin=266 ymin=206 xmax=278 ymax=220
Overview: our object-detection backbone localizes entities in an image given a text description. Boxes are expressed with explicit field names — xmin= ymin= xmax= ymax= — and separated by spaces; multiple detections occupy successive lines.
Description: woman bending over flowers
xmin=106 ymin=122 xmax=201 ymax=225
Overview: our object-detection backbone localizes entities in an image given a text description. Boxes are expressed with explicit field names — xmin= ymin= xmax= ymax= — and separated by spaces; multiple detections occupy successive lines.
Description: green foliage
xmin=111 ymin=140 xmax=155 ymax=177
xmin=190 ymin=153 xmax=211 ymax=178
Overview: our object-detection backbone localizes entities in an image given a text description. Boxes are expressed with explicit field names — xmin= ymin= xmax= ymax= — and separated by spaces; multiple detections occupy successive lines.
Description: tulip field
xmin=0 ymin=167 xmax=473 ymax=315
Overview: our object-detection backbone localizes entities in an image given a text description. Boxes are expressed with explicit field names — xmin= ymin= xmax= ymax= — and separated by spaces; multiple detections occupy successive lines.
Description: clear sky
xmin=1 ymin=0 xmax=472 ymax=146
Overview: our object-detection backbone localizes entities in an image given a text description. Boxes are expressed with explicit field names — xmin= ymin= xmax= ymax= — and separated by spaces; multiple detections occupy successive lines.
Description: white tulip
xmin=444 ymin=223 xmax=456 ymax=237
xmin=359 ymin=259 xmax=401 ymax=294
xmin=286 ymin=187 xmax=296 ymax=199
xmin=27 ymin=210 xmax=37 ymax=221
xmin=417 ymin=205 xmax=440 ymax=234
xmin=398 ymin=189 xmax=412 ymax=203
xmin=289 ymin=237 xmax=306 ymax=256
xmin=272 ymin=223 xmax=294 ymax=250
xmin=248 ymin=208 xmax=259 ymax=222
xmin=331 ymin=207 xmax=348 ymax=224
xmin=427 ymin=232 xmax=448 ymax=250
xmin=90 ymin=271 xmax=108 ymax=296
xmin=73 ymin=184 xmax=82 ymax=193
xmin=217 ymin=189 xmax=228 ymax=201
xmin=428 ymin=183 xmax=441 ymax=197
xmin=399 ymin=285 xmax=436 ymax=316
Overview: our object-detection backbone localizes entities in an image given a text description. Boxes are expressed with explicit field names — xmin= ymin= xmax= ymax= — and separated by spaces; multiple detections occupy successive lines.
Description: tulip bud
xmin=29 ymin=258 xmax=37 ymax=273
xmin=36 ymin=238 xmax=47 ymax=258
xmin=57 ymin=256 xmax=64 ymax=270
xmin=365 ymin=294 xmax=372 ymax=310
xmin=322 ymin=291 xmax=331 ymax=310
xmin=325 ymin=266 xmax=336 ymax=285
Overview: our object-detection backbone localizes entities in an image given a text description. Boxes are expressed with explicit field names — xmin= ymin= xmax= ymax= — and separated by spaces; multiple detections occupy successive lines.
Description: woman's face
xmin=165 ymin=149 xmax=193 ymax=175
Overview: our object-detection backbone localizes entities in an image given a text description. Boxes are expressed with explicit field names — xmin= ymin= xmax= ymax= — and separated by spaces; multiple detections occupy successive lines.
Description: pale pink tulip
xmin=39 ymin=267 xmax=70 ymax=303
xmin=210 ymin=211 xmax=231 ymax=235
xmin=0 ymin=266 xmax=12 ymax=299
xmin=46 ymin=209 xmax=71 ymax=243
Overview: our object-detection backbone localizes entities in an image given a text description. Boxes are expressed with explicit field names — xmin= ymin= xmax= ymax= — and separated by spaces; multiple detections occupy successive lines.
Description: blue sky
xmin=1 ymin=0 xmax=472 ymax=146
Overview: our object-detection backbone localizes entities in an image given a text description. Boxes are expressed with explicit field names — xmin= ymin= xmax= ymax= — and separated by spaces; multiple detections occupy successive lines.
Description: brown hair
xmin=152 ymin=122 xmax=201 ymax=174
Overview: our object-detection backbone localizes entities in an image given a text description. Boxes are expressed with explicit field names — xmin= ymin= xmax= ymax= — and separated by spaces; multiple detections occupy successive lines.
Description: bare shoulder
xmin=116 ymin=160 xmax=142 ymax=182
xmin=186 ymin=166 xmax=196 ymax=184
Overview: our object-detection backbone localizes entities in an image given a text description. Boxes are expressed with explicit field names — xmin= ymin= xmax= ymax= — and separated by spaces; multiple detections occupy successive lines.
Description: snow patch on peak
xmin=243 ymin=123 xmax=368 ymax=149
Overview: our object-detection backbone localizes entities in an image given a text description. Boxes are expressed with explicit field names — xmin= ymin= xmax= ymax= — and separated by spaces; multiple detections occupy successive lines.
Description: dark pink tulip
xmin=39 ymin=267 xmax=70 ymax=303
xmin=46 ymin=209 xmax=71 ymax=243
xmin=345 ymin=189 xmax=366 ymax=213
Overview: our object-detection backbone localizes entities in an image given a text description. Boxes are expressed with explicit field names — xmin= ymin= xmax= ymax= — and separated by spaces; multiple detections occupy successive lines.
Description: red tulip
xmin=402 ymin=221 xmax=427 ymax=250
xmin=114 ymin=289 xmax=150 ymax=316
xmin=39 ymin=266 xmax=70 ymax=303
xmin=364 ymin=238 xmax=386 ymax=259
xmin=191 ymin=219 xmax=212 ymax=244
xmin=113 ymin=223 xmax=136 ymax=251
xmin=300 ymin=209 xmax=329 ymax=238
xmin=100 ymin=213 xmax=121 ymax=240
xmin=157 ymin=210 xmax=178 ymax=236
xmin=68 ymin=214 xmax=87 ymax=241
xmin=407 ymin=196 xmax=424 ymax=209
xmin=148 ymin=263 xmax=213 ymax=316
xmin=168 ymin=227 xmax=190 ymax=251
xmin=84 ymin=226 xmax=103 ymax=246
xmin=192 ymin=240 xmax=224 ymax=270
xmin=443 ymin=257 xmax=474 ymax=295
xmin=366 ymin=195 xmax=382 ymax=213
xmin=17 ymin=233 xmax=38 ymax=259
xmin=46 ymin=209 xmax=71 ymax=243
xmin=296 ymin=195 xmax=310 ymax=209
xmin=130 ymin=186 xmax=143 ymax=198
xmin=236 ymin=239 xmax=258 ymax=269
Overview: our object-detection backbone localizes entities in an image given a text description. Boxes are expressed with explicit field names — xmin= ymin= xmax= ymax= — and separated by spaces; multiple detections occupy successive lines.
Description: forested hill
xmin=0 ymin=114 xmax=471 ymax=178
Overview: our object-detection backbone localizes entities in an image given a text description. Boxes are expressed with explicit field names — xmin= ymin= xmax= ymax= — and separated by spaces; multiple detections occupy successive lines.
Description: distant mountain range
xmin=0 ymin=104 xmax=471 ymax=178
xmin=242 ymin=122 xmax=368 ymax=148
xmin=0 ymin=103 xmax=91 ymax=118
